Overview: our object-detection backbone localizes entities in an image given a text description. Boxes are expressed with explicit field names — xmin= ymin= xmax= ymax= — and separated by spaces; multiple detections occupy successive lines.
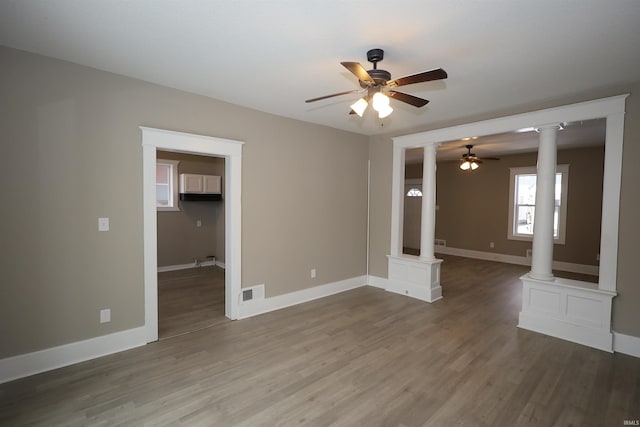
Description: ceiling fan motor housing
xmin=361 ymin=48 xmax=391 ymax=87
xmin=361 ymin=69 xmax=391 ymax=88
xmin=367 ymin=48 xmax=384 ymax=64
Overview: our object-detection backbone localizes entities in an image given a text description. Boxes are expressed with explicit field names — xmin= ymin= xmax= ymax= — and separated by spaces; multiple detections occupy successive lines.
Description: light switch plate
xmin=98 ymin=217 xmax=109 ymax=232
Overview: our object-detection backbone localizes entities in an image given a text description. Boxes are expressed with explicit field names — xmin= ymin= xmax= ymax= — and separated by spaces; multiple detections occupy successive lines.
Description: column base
xmin=518 ymin=275 xmax=616 ymax=352
xmin=527 ymin=271 xmax=555 ymax=281
xmin=386 ymin=255 xmax=443 ymax=303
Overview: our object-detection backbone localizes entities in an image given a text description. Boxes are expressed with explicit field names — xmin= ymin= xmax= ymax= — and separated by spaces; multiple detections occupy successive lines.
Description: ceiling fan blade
xmin=479 ymin=157 xmax=500 ymax=160
xmin=341 ymin=62 xmax=375 ymax=86
xmin=387 ymin=68 xmax=448 ymax=88
xmin=349 ymin=109 xmax=356 ymax=115
xmin=305 ymin=90 xmax=361 ymax=103
xmin=387 ymin=90 xmax=430 ymax=108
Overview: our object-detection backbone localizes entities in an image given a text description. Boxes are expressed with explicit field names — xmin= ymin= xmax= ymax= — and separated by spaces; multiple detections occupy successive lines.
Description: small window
xmin=156 ymin=159 xmax=180 ymax=211
xmin=406 ymin=188 xmax=423 ymax=197
xmin=507 ymin=165 xmax=569 ymax=243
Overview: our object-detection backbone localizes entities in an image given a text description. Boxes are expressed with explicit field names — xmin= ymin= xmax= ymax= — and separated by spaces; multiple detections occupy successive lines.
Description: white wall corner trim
xmin=0 ymin=327 xmax=147 ymax=385
xmin=613 ymin=332 xmax=640 ymax=358
xmin=237 ymin=276 xmax=367 ymax=319
xmin=435 ymin=245 xmax=599 ymax=276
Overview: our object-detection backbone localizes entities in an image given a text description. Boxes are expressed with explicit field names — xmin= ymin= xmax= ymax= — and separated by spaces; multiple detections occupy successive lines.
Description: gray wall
xmin=404 ymin=146 xmax=604 ymax=266
xmin=0 ymin=46 xmax=369 ymax=358
xmin=369 ymin=82 xmax=640 ymax=338
xmin=156 ymin=151 xmax=225 ymax=267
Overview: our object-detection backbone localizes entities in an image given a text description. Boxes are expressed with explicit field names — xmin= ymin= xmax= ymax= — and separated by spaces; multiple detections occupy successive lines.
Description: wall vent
xmin=242 ymin=289 xmax=253 ymax=301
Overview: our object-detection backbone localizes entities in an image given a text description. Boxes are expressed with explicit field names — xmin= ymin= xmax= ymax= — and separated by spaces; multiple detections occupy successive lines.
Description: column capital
xmin=534 ymin=123 xmax=564 ymax=132
xmin=424 ymin=140 xmax=442 ymax=148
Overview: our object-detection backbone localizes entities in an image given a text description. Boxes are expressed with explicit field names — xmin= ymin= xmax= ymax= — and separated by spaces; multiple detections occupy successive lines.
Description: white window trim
xmin=507 ymin=164 xmax=569 ymax=244
xmin=156 ymin=159 xmax=180 ymax=211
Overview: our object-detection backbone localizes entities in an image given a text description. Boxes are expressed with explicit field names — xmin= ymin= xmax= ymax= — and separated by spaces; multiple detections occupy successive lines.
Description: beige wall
xmin=403 ymin=147 xmax=604 ymax=266
xmin=156 ymin=151 xmax=225 ymax=267
xmin=0 ymin=46 xmax=368 ymax=358
xmin=369 ymin=82 xmax=640 ymax=337
xmin=2 ymin=43 xmax=637 ymax=360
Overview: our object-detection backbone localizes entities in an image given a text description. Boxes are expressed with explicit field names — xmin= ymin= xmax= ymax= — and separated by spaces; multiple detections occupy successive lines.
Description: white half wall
xmin=519 ymin=275 xmax=616 ymax=352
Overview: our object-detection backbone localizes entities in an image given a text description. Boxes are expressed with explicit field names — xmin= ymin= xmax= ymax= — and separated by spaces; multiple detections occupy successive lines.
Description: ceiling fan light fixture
xmin=377 ymin=104 xmax=393 ymax=119
xmin=372 ymin=91 xmax=390 ymax=111
xmin=470 ymin=161 xmax=479 ymax=170
xmin=460 ymin=161 xmax=471 ymax=171
xmin=350 ymin=98 xmax=368 ymax=117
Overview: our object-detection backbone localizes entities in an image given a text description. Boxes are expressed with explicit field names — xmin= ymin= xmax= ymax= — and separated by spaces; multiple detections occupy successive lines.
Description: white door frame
xmin=141 ymin=127 xmax=244 ymax=342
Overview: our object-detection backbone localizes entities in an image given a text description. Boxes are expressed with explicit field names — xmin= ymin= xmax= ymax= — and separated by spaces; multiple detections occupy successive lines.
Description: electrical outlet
xmin=311 ymin=268 xmax=316 ymax=278
xmin=196 ymin=219 xmax=202 ymax=227
xmin=100 ymin=309 xmax=111 ymax=323
xmin=98 ymin=217 xmax=109 ymax=232
xmin=489 ymin=242 xmax=495 ymax=248
xmin=596 ymin=253 xmax=600 ymax=261
xmin=526 ymin=249 xmax=532 ymax=258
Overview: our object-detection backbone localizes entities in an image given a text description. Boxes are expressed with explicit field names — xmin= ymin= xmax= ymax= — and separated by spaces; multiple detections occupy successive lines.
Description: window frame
xmin=156 ymin=159 xmax=180 ymax=211
xmin=507 ymin=164 xmax=569 ymax=244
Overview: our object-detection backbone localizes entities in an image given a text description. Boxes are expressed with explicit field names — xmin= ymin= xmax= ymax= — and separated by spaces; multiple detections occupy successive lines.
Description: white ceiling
xmin=1 ymin=1 xmax=639 ymax=136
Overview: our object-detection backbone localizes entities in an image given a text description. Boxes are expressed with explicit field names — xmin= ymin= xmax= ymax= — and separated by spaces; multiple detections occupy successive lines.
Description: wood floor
xmin=1 ymin=256 xmax=638 ymax=426
xmin=158 ymin=266 xmax=227 ymax=339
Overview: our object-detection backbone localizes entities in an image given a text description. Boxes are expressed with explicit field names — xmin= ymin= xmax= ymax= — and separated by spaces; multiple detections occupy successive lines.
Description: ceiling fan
xmin=305 ymin=48 xmax=447 ymax=118
xmin=459 ymin=144 xmax=499 ymax=171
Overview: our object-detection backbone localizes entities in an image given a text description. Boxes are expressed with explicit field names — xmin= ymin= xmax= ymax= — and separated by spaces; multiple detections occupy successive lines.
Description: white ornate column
xmin=529 ymin=124 xmax=560 ymax=281
xmin=387 ymin=142 xmax=443 ymax=303
xmin=420 ymin=143 xmax=437 ymax=261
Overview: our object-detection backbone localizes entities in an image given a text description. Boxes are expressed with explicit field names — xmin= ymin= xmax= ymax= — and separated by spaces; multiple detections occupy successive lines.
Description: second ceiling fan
xmin=305 ymin=48 xmax=447 ymax=118
xmin=459 ymin=144 xmax=500 ymax=171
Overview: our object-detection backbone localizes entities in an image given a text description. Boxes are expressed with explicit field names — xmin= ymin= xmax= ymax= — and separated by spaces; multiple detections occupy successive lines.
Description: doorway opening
xmin=156 ymin=151 xmax=227 ymax=339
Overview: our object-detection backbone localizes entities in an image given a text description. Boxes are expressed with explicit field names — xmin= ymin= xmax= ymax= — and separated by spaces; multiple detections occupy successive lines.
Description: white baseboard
xmin=613 ymin=332 xmax=640 ymax=358
xmin=0 ymin=327 xmax=147 ymax=385
xmin=518 ymin=311 xmax=613 ymax=352
xmin=157 ymin=260 xmax=218 ymax=272
xmin=367 ymin=275 xmax=389 ymax=289
xmin=238 ymin=276 xmax=367 ymax=319
xmin=215 ymin=260 xmax=226 ymax=269
xmin=434 ymin=246 xmax=599 ymax=276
